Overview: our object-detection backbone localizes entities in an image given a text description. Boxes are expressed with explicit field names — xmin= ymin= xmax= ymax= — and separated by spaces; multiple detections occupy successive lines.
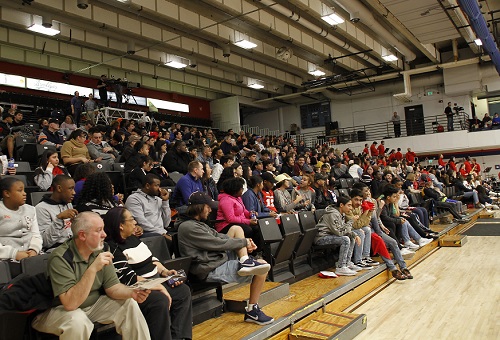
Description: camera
xmin=77 ymin=0 xmax=89 ymax=9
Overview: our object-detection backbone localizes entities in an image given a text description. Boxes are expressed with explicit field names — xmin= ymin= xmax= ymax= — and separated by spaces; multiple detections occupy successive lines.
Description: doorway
xmin=404 ymin=105 xmax=425 ymax=136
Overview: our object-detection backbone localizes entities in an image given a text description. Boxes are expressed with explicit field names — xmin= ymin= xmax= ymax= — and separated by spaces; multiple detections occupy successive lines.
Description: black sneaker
xmin=363 ymin=257 xmax=380 ymax=266
xmin=354 ymin=261 xmax=373 ymax=270
xmin=237 ymin=257 xmax=271 ymax=276
xmin=244 ymin=304 xmax=274 ymax=325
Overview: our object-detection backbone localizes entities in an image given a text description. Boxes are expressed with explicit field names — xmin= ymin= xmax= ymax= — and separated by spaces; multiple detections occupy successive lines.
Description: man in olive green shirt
xmin=32 ymin=211 xmax=151 ymax=340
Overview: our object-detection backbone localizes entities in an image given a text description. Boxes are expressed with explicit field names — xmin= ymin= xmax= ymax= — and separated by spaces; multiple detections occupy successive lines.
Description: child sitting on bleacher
xmin=0 ymin=177 xmax=42 ymax=260
xmin=34 ymin=150 xmax=70 ymax=191
xmin=314 ymin=195 xmax=361 ymax=276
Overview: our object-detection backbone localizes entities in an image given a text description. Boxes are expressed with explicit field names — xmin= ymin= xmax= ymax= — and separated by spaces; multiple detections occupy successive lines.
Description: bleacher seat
xmin=346 ymin=178 xmax=354 ymax=188
xmin=339 ymin=178 xmax=348 ymax=189
xmin=0 ymin=261 xmax=11 ymax=288
xmin=339 ymin=188 xmax=349 ymax=197
xmin=30 ymin=191 xmax=50 ymax=206
xmin=91 ymin=162 xmax=113 ymax=172
xmin=105 ymin=171 xmax=126 ymax=198
xmin=141 ymin=235 xmax=192 ymax=274
xmin=15 ymin=172 xmax=36 ymax=186
xmin=169 ymin=171 xmax=183 ymax=184
xmin=20 ymin=253 xmax=50 ymax=276
xmin=112 ymin=163 xmax=125 ymax=172
xmin=314 ymin=209 xmax=326 ymax=221
xmin=13 ymin=161 xmax=31 ymax=172
xmin=258 ymin=217 xmax=299 ymax=282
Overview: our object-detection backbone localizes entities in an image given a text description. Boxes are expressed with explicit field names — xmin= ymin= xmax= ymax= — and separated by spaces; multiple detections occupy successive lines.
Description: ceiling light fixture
xmin=308 ymin=65 xmax=326 ymax=77
xmin=164 ymin=55 xmax=189 ymax=69
xmin=382 ymin=54 xmax=398 ymax=62
xmin=27 ymin=24 xmax=60 ymax=36
xmin=474 ymin=38 xmax=482 ymax=46
xmin=321 ymin=13 xmax=344 ymax=26
xmin=248 ymin=79 xmax=265 ymax=89
xmin=234 ymin=39 xmax=257 ymax=49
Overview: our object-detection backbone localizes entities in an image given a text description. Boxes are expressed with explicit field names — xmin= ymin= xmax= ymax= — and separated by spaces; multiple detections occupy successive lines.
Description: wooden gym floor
xmin=351 ymin=235 xmax=500 ymax=340
xmin=192 ymin=210 xmax=490 ymax=340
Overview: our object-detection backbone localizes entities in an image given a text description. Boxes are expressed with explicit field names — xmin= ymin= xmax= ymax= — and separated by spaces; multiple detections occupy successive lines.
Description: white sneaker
xmin=335 ymin=266 xmax=357 ymax=276
xmin=418 ymin=238 xmax=432 ymax=246
xmin=348 ymin=263 xmax=363 ymax=272
xmin=399 ymin=248 xmax=415 ymax=260
xmin=404 ymin=241 xmax=420 ymax=250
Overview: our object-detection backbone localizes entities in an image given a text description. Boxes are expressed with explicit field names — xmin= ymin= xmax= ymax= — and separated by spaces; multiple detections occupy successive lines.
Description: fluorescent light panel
xmin=321 ymin=13 xmax=344 ymax=25
xmin=165 ymin=60 xmax=188 ymax=69
xmin=382 ymin=54 xmax=398 ymax=62
xmin=248 ymin=80 xmax=264 ymax=90
xmin=309 ymin=69 xmax=326 ymax=77
xmin=27 ymin=24 xmax=60 ymax=36
xmin=164 ymin=55 xmax=189 ymax=69
xmin=474 ymin=38 xmax=482 ymax=46
xmin=234 ymin=39 xmax=257 ymax=49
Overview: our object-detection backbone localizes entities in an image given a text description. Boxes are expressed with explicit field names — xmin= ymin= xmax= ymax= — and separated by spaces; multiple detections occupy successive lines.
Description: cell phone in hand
xmin=166 ymin=269 xmax=187 ymax=286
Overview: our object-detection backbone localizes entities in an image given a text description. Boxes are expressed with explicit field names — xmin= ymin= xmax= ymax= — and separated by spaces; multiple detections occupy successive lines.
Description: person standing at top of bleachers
xmin=377 ymin=141 xmax=386 ymax=157
xmin=70 ymin=91 xmax=83 ymax=127
xmin=0 ymin=177 xmax=42 ymax=261
xmin=370 ymin=141 xmax=378 ymax=157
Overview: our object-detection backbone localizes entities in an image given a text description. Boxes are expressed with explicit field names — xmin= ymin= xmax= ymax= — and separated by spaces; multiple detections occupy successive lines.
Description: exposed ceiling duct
xmin=331 ymin=0 xmax=417 ymax=62
xmin=393 ymin=73 xmax=412 ymax=103
xmin=457 ymin=0 xmax=500 ymax=75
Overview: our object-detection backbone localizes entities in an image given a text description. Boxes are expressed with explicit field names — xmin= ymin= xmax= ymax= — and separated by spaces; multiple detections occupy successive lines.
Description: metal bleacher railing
xmin=237 ymin=112 xmax=470 ymax=148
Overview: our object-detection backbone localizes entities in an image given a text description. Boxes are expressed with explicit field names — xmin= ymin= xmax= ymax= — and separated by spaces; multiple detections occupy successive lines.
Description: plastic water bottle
xmin=250 ymin=211 xmax=256 ymax=220
xmin=7 ymin=158 xmax=15 ymax=174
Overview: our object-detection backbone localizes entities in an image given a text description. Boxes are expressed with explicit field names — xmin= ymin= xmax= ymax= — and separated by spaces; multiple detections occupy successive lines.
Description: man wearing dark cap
xmin=312 ymin=173 xmax=337 ymax=209
xmin=332 ymin=160 xmax=349 ymax=178
xmin=0 ymin=111 xmax=16 ymax=158
xmin=38 ymin=118 xmax=64 ymax=149
xmin=176 ymin=192 xmax=274 ymax=326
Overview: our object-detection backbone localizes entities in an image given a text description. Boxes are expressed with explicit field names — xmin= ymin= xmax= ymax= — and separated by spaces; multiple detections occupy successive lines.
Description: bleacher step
xmin=224 ymin=282 xmax=290 ymax=313
xmin=192 ymin=294 xmax=224 ymax=326
xmin=288 ymin=311 xmax=367 ymax=340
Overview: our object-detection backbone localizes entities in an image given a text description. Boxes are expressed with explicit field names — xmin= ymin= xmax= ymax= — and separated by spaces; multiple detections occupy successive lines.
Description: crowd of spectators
xmin=0 ymin=104 xmax=498 ymax=337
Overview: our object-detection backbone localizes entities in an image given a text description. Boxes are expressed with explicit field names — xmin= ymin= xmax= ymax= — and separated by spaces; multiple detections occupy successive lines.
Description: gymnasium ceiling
xmin=0 ymin=0 xmax=498 ymax=107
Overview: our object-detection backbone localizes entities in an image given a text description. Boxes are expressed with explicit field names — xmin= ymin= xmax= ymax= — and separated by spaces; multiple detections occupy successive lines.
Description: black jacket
xmin=162 ymin=150 xmax=191 ymax=174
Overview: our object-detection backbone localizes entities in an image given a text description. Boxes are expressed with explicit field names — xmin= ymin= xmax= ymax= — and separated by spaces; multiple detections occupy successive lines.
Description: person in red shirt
xmin=438 ymin=154 xmax=446 ymax=168
xmin=447 ymin=156 xmax=457 ymax=172
xmin=377 ymin=141 xmax=386 ymax=157
xmin=463 ymin=156 xmax=472 ymax=175
xmin=363 ymin=144 xmax=369 ymax=156
xmin=405 ymin=148 xmax=416 ymax=164
xmin=370 ymin=142 xmax=379 ymax=157
xmin=387 ymin=149 xmax=396 ymax=163
xmin=471 ymin=158 xmax=481 ymax=175
xmin=394 ymin=148 xmax=403 ymax=161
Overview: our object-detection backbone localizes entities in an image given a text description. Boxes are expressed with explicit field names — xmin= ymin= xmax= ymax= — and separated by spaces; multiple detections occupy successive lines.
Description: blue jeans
xmin=352 ymin=227 xmax=371 ymax=263
xmin=463 ymin=191 xmax=479 ymax=204
xmin=315 ymin=234 xmax=354 ymax=268
xmin=206 ymin=251 xmax=252 ymax=284
xmin=401 ymin=221 xmax=421 ymax=243
xmin=447 ymin=115 xmax=454 ymax=131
